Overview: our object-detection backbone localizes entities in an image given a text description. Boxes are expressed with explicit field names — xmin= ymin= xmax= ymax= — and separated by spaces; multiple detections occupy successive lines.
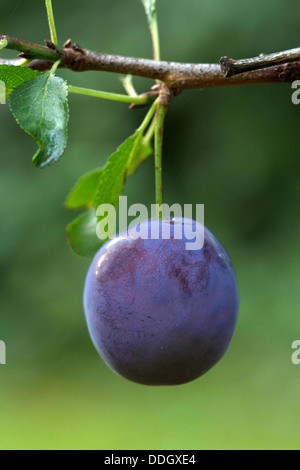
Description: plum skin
xmin=84 ymin=218 xmax=239 ymax=386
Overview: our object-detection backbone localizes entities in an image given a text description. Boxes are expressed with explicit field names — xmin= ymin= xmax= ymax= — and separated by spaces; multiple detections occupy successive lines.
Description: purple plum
xmin=84 ymin=218 xmax=239 ymax=385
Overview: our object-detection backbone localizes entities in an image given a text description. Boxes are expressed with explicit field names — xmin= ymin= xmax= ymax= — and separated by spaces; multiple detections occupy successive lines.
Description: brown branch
xmin=220 ymin=47 xmax=300 ymax=77
xmin=1 ymin=35 xmax=300 ymax=92
xmin=28 ymin=56 xmax=300 ymax=92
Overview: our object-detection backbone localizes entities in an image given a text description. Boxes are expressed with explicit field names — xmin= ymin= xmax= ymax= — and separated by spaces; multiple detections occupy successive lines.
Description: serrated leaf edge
xmin=8 ymin=75 xmax=69 ymax=169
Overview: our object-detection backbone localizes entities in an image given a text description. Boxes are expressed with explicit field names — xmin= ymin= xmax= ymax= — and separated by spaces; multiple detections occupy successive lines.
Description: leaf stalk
xmin=68 ymin=85 xmax=156 ymax=106
xmin=45 ymin=0 xmax=58 ymax=47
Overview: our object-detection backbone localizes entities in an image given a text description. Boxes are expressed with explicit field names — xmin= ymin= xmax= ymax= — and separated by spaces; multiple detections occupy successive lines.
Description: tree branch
xmin=1 ymin=35 xmax=300 ymax=92
xmin=220 ymin=47 xmax=300 ymax=77
xmin=0 ymin=35 xmax=60 ymax=61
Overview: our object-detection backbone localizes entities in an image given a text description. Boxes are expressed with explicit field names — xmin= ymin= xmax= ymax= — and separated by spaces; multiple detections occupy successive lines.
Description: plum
xmin=84 ymin=218 xmax=239 ymax=386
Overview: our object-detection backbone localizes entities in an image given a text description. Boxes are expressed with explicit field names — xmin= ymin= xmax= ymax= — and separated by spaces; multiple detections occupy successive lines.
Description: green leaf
xmin=0 ymin=65 xmax=42 ymax=97
xmin=66 ymin=168 xmax=103 ymax=210
xmin=126 ymin=138 xmax=153 ymax=177
xmin=67 ymin=209 xmax=103 ymax=258
xmin=66 ymin=132 xmax=151 ymax=257
xmin=0 ymin=38 xmax=8 ymax=50
xmin=141 ymin=0 xmax=157 ymax=24
xmin=9 ymin=73 xmax=69 ymax=168
xmin=93 ymin=132 xmax=142 ymax=210
xmin=66 ymin=132 xmax=144 ymax=211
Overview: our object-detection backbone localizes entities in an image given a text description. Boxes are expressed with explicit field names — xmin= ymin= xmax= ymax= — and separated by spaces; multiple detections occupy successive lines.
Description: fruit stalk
xmin=155 ymin=104 xmax=168 ymax=219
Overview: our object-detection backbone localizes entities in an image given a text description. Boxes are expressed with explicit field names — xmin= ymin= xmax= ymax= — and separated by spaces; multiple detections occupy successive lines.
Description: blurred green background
xmin=0 ymin=0 xmax=300 ymax=450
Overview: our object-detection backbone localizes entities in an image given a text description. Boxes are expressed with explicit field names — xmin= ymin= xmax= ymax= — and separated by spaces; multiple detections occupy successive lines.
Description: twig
xmin=1 ymin=35 xmax=300 ymax=91
xmin=220 ymin=47 xmax=300 ymax=77
xmin=0 ymin=35 xmax=60 ymax=61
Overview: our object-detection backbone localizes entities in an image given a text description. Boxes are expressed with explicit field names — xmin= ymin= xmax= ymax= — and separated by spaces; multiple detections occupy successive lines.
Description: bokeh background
xmin=0 ymin=0 xmax=300 ymax=450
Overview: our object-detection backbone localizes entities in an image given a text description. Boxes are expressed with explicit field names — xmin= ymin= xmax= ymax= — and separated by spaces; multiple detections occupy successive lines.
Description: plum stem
xmin=155 ymin=104 xmax=168 ymax=219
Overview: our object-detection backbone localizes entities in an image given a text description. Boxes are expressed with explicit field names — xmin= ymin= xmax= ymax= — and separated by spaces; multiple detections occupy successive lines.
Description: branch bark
xmin=1 ymin=35 xmax=300 ymax=92
xmin=220 ymin=47 xmax=300 ymax=77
